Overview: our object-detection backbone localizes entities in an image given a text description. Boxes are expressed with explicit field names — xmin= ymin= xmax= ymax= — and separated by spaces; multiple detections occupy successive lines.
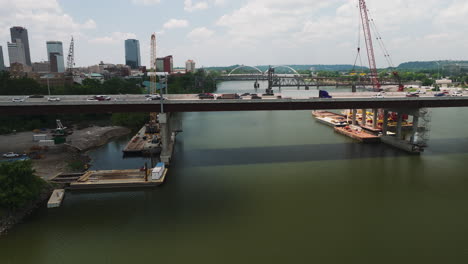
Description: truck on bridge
xmin=281 ymin=90 xmax=332 ymax=99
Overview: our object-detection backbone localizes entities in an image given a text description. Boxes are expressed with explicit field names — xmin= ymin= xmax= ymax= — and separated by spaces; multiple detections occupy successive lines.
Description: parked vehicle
xmin=11 ymin=97 xmax=25 ymax=102
xmin=434 ymin=92 xmax=446 ymax=97
xmin=452 ymin=91 xmax=463 ymax=97
xmin=251 ymin=95 xmax=262 ymax=99
xmin=3 ymin=152 xmax=20 ymax=158
xmin=47 ymin=97 xmax=61 ymax=101
xmin=406 ymin=93 xmax=419 ymax=97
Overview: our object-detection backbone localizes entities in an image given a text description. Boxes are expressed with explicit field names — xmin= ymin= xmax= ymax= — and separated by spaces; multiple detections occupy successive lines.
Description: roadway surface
xmin=0 ymin=92 xmax=467 ymax=115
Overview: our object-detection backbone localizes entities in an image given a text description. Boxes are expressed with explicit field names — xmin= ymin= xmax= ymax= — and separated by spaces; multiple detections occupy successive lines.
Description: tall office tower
xmin=125 ymin=39 xmax=141 ymax=69
xmin=46 ymin=41 xmax=65 ymax=73
xmin=8 ymin=40 xmax=26 ymax=66
xmin=10 ymin=26 xmax=31 ymax=66
xmin=0 ymin=46 xmax=5 ymax=71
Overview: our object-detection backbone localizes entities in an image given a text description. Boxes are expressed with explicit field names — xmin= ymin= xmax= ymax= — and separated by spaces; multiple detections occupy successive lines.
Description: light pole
xmin=435 ymin=61 xmax=441 ymax=80
xmin=47 ymin=74 xmax=51 ymax=96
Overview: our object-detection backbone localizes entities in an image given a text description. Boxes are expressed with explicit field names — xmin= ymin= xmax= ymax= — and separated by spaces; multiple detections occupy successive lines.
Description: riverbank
xmin=0 ymin=126 xmax=131 ymax=236
xmin=0 ymin=126 xmax=131 ymax=180
xmin=0 ymin=184 xmax=53 ymax=236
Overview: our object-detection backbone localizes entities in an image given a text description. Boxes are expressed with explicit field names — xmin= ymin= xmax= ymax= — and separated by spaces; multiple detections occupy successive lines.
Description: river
xmin=1 ymin=81 xmax=468 ymax=263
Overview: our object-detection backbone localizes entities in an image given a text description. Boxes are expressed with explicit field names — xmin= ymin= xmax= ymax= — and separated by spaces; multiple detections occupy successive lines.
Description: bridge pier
xmin=352 ymin=109 xmax=357 ymax=125
xmin=380 ymin=108 xmax=430 ymax=153
xmin=361 ymin=109 xmax=367 ymax=127
xmin=159 ymin=113 xmax=175 ymax=165
xmin=372 ymin=109 xmax=378 ymax=129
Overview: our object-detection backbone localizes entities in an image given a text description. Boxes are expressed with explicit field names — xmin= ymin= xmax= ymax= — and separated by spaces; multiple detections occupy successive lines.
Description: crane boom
xmin=359 ymin=0 xmax=381 ymax=91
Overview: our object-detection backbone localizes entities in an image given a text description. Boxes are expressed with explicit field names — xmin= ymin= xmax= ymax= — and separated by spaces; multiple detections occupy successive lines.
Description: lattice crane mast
xmin=66 ymin=36 xmax=75 ymax=75
xmin=150 ymin=33 xmax=157 ymax=94
xmin=359 ymin=0 xmax=381 ymax=91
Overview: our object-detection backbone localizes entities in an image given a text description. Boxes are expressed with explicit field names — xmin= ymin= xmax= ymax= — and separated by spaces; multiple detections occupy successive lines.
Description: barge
xmin=334 ymin=126 xmax=380 ymax=143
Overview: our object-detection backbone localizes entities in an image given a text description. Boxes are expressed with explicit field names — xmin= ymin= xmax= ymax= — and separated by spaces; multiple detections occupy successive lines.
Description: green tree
xmin=0 ymin=161 xmax=46 ymax=210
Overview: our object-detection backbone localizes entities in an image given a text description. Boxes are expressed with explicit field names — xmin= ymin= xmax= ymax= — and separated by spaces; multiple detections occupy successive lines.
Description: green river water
xmin=1 ymin=81 xmax=468 ymax=263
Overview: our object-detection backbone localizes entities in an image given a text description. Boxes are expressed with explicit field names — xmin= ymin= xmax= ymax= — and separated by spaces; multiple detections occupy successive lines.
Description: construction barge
xmin=312 ymin=111 xmax=348 ymax=127
xmin=51 ymin=163 xmax=168 ymax=191
xmin=334 ymin=126 xmax=380 ymax=143
xmin=123 ymin=125 xmax=161 ymax=156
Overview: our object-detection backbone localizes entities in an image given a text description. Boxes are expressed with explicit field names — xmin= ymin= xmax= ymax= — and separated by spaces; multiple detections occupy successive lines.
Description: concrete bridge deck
xmin=0 ymin=93 xmax=467 ymax=115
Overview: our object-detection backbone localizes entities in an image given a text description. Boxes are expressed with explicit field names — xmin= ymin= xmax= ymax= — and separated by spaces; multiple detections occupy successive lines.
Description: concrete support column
xmin=411 ymin=115 xmax=420 ymax=144
xmin=361 ymin=109 xmax=367 ymax=127
xmin=159 ymin=113 xmax=172 ymax=164
xmin=396 ymin=112 xmax=403 ymax=139
xmin=373 ymin=109 xmax=378 ymax=129
xmin=352 ymin=109 xmax=357 ymax=125
xmin=383 ymin=110 xmax=389 ymax=136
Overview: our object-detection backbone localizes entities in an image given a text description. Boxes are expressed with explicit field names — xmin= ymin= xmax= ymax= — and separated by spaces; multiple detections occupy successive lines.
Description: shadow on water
xmin=175 ymin=138 xmax=468 ymax=168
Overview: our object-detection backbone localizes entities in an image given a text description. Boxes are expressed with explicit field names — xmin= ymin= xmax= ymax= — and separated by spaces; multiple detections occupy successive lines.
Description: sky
xmin=1 ymin=0 xmax=468 ymax=68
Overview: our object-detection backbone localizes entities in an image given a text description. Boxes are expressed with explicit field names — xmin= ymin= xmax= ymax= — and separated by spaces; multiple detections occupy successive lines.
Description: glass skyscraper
xmin=0 ymin=46 xmax=5 ymax=71
xmin=10 ymin=27 xmax=31 ymax=66
xmin=125 ymin=39 xmax=141 ymax=69
xmin=46 ymin=41 xmax=65 ymax=73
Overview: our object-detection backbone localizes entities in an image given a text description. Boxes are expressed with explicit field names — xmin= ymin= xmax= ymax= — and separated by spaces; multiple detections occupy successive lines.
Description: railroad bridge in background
xmin=215 ymin=65 xmax=400 ymax=89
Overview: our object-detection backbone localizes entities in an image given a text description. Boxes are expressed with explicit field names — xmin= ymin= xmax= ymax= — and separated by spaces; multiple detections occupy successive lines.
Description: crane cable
xmin=366 ymin=8 xmax=395 ymax=68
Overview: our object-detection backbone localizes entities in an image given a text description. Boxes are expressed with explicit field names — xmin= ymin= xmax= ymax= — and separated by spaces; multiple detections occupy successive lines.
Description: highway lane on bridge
xmin=0 ymin=92 xmax=467 ymax=115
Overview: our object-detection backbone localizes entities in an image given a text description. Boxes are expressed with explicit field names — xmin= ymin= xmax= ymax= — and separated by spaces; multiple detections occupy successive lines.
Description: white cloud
xmin=187 ymin=27 xmax=214 ymax=41
xmin=89 ymin=32 xmax=137 ymax=45
xmin=163 ymin=19 xmax=189 ymax=29
xmin=0 ymin=0 xmax=96 ymax=65
xmin=184 ymin=0 xmax=209 ymax=12
xmin=131 ymin=0 xmax=161 ymax=5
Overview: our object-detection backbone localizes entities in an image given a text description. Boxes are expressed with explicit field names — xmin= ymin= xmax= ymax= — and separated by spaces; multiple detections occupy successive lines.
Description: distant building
xmin=47 ymin=41 xmax=65 ymax=73
xmin=185 ymin=60 xmax=196 ymax=73
xmin=10 ymin=26 xmax=31 ymax=66
xmin=0 ymin=46 xmax=5 ymax=71
xmin=9 ymin=62 xmax=32 ymax=78
xmin=35 ymin=73 xmax=73 ymax=87
xmin=156 ymin=55 xmax=173 ymax=73
xmin=436 ymin=78 xmax=452 ymax=89
xmin=32 ymin=61 xmax=50 ymax=73
xmin=8 ymin=40 xmax=27 ymax=66
xmin=125 ymin=39 xmax=141 ymax=69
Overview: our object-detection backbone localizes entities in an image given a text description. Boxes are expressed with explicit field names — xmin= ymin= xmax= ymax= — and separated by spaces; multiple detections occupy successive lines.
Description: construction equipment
xmin=66 ymin=36 xmax=75 ymax=75
xmin=358 ymin=0 xmax=380 ymax=91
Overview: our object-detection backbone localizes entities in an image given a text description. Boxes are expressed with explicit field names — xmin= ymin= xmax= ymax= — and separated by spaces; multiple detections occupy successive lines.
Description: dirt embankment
xmin=0 ymin=126 xmax=131 ymax=180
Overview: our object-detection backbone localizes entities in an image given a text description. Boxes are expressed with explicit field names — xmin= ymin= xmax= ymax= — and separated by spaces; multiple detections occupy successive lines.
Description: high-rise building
xmin=47 ymin=41 xmax=65 ymax=73
xmin=10 ymin=26 xmax=31 ymax=66
xmin=125 ymin=39 xmax=141 ymax=69
xmin=156 ymin=55 xmax=173 ymax=73
xmin=185 ymin=59 xmax=196 ymax=73
xmin=0 ymin=46 xmax=5 ymax=71
xmin=8 ymin=40 xmax=27 ymax=66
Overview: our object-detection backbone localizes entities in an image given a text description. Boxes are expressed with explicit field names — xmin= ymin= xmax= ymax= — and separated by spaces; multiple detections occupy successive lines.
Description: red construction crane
xmin=359 ymin=0 xmax=381 ymax=91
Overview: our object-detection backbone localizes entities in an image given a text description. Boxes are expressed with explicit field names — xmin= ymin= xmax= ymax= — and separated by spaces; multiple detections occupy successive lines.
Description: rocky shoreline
xmin=0 ymin=185 xmax=53 ymax=236
xmin=0 ymin=126 xmax=132 ymax=236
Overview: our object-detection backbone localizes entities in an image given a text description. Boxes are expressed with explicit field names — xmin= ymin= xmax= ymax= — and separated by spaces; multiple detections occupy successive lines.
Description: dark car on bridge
xmin=94 ymin=95 xmax=111 ymax=101
xmin=198 ymin=93 xmax=215 ymax=99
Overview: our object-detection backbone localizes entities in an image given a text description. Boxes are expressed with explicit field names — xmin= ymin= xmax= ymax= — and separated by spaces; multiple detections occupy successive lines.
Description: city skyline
xmin=1 ymin=0 xmax=468 ymax=68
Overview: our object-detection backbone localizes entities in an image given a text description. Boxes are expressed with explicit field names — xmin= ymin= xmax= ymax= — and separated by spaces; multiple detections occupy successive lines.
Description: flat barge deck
xmin=123 ymin=126 xmax=161 ymax=156
xmin=334 ymin=126 xmax=380 ymax=143
xmin=68 ymin=168 xmax=168 ymax=190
